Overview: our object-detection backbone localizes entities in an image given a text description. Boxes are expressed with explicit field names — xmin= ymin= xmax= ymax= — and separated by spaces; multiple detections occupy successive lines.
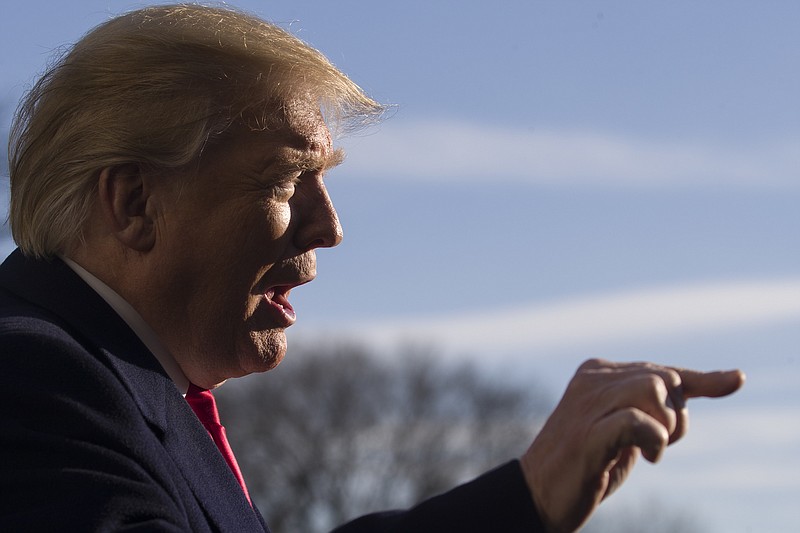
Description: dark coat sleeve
xmin=331 ymin=461 xmax=546 ymax=533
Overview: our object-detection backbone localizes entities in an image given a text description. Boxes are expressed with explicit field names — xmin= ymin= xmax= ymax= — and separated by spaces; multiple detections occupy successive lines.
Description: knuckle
xmin=647 ymin=374 xmax=669 ymax=396
xmin=578 ymin=358 xmax=603 ymax=371
xmin=663 ymin=367 xmax=682 ymax=388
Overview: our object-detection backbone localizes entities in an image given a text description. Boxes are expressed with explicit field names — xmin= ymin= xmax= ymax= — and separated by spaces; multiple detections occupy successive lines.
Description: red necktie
xmin=186 ymin=384 xmax=251 ymax=504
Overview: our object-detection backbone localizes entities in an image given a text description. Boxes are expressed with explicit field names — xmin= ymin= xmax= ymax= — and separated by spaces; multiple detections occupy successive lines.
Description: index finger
xmin=677 ymin=368 xmax=746 ymax=399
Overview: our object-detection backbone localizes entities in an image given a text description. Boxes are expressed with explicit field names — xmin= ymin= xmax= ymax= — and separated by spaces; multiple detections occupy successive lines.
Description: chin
xmin=241 ymin=330 xmax=288 ymax=374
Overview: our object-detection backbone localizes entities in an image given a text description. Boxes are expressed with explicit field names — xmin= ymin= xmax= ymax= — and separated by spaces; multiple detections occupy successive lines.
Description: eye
xmin=266 ymin=173 xmax=302 ymax=199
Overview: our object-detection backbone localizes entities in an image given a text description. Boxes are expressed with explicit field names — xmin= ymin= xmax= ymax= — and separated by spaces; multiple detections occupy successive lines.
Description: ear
xmin=97 ymin=165 xmax=157 ymax=252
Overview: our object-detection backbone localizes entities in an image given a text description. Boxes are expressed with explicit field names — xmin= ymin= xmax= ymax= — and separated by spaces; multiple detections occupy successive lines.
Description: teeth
xmin=260 ymin=286 xmax=298 ymax=323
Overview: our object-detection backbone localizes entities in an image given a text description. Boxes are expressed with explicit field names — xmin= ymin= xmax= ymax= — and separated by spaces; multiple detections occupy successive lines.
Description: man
xmin=0 ymin=4 xmax=743 ymax=532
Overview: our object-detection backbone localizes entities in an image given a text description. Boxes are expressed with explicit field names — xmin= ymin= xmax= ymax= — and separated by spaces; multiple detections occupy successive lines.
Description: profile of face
xmin=149 ymin=101 xmax=344 ymax=388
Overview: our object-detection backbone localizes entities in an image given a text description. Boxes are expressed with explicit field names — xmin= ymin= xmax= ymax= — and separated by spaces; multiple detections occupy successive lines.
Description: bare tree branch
xmin=217 ymin=342 xmax=546 ymax=533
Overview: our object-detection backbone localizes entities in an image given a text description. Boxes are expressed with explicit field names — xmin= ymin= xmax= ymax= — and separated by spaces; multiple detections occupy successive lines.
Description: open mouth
xmin=260 ymin=273 xmax=314 ymax=327
xmin=265 ymin=286 xmax=296 ymax=325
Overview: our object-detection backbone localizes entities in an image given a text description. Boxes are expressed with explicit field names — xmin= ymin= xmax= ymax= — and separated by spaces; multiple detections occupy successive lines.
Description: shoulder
xmin=0 ymin=286 xmax=140 ymax=431
xmin=0 ymin=287 xmax=199 ymax=530
xmin=0 ymin=287 xmax=106 ymax=384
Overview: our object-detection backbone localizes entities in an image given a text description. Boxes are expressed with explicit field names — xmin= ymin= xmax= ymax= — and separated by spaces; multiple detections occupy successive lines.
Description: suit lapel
xmin=0 ymin=250 xmax=267 ymax=532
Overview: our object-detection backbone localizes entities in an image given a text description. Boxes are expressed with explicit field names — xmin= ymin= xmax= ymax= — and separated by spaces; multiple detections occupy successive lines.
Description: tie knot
xmin=186 ymin=383 xmax=221 ymax=427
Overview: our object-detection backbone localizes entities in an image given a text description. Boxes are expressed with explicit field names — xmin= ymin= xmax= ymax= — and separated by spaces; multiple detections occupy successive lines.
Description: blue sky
xmin=2 ymin=2 xmax=799 ymax=531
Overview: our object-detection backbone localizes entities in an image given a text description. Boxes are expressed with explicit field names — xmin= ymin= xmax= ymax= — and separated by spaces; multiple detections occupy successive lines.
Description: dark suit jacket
xmin=0 ymin=249 xmax=543 ymax=532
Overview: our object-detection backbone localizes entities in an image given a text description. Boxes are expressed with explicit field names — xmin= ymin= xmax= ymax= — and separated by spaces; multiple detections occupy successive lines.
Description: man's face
xmin=150 ymin=103 xmax=343 ymax=388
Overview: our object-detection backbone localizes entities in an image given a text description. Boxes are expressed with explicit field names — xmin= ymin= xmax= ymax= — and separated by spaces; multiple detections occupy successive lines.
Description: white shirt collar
xmin=61 ymin=256 xmax=190 ymax=395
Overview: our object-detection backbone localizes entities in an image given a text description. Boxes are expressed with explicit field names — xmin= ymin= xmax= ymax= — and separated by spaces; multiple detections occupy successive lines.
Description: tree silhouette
xmin=217 ymin=342 xmax=546 ymax=532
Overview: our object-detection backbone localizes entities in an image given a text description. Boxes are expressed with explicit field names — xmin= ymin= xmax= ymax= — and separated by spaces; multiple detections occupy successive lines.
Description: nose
xmin=293 ymin=177 xmax=343 ymax=251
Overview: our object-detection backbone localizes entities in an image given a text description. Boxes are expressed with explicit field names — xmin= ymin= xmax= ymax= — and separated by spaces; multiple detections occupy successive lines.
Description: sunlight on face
xmin=148 ymin=102 xmax=344 ymax=388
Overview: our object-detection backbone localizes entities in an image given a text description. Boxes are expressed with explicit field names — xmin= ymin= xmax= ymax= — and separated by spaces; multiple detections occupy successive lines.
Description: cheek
xmin=247 ymin=200 xmax=292 ymax=242
xmin=273 ymin=205 xmax=292 ymax=237
xmin=230 ymin=203 xmax=291 ymax=254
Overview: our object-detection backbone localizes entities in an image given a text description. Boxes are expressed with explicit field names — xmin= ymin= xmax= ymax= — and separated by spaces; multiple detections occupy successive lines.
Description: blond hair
xmin=8 ymin=4 xmax=384 ymax=258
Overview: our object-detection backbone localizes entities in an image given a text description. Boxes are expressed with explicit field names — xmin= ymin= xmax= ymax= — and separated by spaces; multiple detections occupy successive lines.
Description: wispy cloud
xmin=301 ymin=279 xmax=800 ymax=353
xmin=627 ymin=405 xmax=800 ymax=491
xmin=339 ymin=119 xmax=800 ymax=188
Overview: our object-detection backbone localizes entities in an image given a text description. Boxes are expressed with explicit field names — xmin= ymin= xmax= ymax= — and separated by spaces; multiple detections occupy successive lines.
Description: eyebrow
xmin=278 ymin=145 xmax=346 ymax=174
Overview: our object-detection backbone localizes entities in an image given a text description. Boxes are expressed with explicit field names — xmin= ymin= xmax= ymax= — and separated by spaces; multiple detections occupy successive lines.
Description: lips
xmin=259 ymin=273 xmax=314 ymax=328
xmin=264 ymin=286 xmax=297 ymax=327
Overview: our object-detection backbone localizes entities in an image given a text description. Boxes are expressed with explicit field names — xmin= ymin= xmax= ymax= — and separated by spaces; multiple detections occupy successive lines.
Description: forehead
xmin=206 ymin=102 xmax=337 ymax=172
xmin=272 ymin=115 xmax=336 ymax=169
xmin=268 ymin=98 xmax=332 ymax=149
